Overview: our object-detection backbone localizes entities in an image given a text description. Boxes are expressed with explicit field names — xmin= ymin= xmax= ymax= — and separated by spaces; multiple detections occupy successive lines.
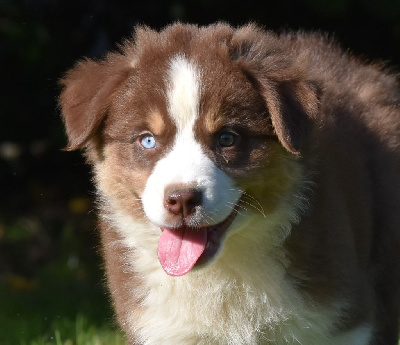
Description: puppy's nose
xmin=164 ymin=187 xmax=203 ymax=218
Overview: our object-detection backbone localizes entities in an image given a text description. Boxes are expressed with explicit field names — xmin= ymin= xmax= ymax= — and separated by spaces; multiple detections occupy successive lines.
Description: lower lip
xmin=194 ymin=209 xmax=238 ymax=267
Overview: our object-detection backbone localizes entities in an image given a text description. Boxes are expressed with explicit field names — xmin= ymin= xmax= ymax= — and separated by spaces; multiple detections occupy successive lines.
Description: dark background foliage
xmin=0 ymin=0 xmax=399 ymax=341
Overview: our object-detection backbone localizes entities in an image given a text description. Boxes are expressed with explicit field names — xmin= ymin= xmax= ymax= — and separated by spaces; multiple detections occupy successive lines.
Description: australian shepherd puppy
xmin=60 ymin=23 xmax=400 ymax=344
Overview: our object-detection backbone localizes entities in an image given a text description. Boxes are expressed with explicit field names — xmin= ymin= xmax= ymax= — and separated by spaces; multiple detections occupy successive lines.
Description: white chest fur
xmin=107 ymin=206 xmax=372 ymax=345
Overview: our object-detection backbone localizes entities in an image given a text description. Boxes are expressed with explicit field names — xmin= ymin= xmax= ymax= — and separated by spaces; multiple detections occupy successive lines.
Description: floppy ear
xmin=230 ymin=26 xmax=320 ymax=155
xmin=260 ymin=79 xmax=320 ymax=155
xmin=59 ymin=53 xmax=131 ymax=151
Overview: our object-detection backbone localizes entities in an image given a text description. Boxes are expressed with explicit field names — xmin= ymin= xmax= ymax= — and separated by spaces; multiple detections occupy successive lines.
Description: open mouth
xmin=157 ymin=209 xmax=238 ymax=276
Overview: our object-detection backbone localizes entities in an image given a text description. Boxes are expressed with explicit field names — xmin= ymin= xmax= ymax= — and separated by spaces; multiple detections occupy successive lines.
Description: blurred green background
xmin=1 ymin=0 xmax=400 ymax=343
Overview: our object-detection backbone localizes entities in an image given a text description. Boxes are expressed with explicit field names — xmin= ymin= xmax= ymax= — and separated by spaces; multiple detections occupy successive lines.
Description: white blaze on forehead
xmin=166 ymin=55 xmax=201 ymax=131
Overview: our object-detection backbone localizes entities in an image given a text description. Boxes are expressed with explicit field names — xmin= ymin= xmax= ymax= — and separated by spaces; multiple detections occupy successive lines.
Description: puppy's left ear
xmin=260 ymin=79 xmax=320 ymax=155
xmin=230 ymin=26 xmax=320 ymax=155
xmin=59 ymin=53 xmax=131 ymax=151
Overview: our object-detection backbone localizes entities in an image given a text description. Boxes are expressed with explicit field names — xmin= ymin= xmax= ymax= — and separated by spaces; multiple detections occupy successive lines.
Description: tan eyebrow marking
xmin=204 ymin=110 xmax=225 ymax=133
xmin=148 ymin=110 xmax=165 ymax=136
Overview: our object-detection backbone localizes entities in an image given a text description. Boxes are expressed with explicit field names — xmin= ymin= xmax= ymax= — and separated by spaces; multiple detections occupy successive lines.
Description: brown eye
xmin=218 ymin=132 xmax=236 ymax=147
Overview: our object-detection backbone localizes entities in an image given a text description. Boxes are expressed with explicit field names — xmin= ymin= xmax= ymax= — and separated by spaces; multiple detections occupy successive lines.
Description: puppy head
xmin=60 ymin=23 xmax=319 ymax=275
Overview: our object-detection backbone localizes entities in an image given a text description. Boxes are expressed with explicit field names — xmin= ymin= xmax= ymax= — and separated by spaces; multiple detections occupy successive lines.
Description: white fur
xmin=106 ymin=199 xmax=358 ymax=345
xmin=167 ymin=55 xmax=201 ymax=131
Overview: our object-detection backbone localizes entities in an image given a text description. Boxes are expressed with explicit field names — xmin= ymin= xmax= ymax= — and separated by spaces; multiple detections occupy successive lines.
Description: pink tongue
xmin=158 ymin=227 xmax=207 ymax=276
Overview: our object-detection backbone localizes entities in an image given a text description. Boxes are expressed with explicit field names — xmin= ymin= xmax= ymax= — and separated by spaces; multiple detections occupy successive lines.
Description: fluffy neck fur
xmin=100 ymin=185 xmax=347 ymax=345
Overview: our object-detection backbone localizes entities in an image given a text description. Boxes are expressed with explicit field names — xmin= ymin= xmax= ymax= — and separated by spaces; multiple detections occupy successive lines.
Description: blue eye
xmin=141 ymin=135 xmax=156 ymax=149
xmin=218 ymin=132 xmax=236 ymax=147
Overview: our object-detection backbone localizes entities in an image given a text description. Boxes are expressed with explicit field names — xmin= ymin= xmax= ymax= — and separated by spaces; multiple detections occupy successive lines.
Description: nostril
xmin=187 ymin=190 xmax=202 ymax=208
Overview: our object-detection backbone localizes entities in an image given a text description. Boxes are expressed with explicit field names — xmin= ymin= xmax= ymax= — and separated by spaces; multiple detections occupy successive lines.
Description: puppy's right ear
xmin=59 ymin=54 xmax=131 ymax=151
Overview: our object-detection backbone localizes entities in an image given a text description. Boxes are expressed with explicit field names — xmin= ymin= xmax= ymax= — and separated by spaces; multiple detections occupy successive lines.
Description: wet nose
xmin=164 ymin=187 xmax=203 ymax=218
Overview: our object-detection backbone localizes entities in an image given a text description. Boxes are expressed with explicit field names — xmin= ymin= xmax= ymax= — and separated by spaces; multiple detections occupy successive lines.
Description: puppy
xmin=60 ymin=23 xmax=400 ymax=344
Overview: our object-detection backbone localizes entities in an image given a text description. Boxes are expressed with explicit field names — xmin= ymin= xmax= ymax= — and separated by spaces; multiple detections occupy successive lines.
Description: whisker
xmin=240 ymin=198 xmax=266 ymax=218
xmin=238 ymin=193 xmax=267 ymax=218
xmin=230 ymin=202 xmax=249 ymax=213
xmin=226 ymin=189 xmax=267 ymax=218
xmin=202 ymin=212 xmax=217 ymax=225
xmin=225 ymin=202 xmax=244 ymax=217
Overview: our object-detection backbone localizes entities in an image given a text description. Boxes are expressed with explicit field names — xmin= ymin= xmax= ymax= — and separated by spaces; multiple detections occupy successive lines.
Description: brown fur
xmin=60 ymin=23 xmax=400 ymax=344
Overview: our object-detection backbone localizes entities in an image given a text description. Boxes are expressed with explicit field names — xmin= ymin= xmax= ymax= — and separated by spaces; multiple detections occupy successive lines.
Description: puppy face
xmin=60 ymin=24 xmax=318 ymax=276
xmin=141 ymin=56 xmax=242 ymax=229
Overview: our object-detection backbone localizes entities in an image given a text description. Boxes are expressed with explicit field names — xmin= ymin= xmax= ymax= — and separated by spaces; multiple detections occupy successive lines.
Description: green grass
xmin=0 ymin=270 xmax=125 ymax=345
xmin=0 ymin=227 xmax=125 ymax=345
xmin=21 ymin=314 xmax=125 ymax=345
